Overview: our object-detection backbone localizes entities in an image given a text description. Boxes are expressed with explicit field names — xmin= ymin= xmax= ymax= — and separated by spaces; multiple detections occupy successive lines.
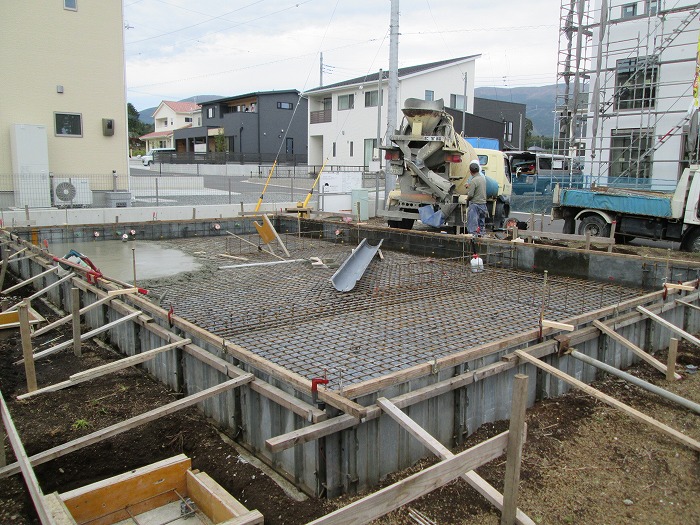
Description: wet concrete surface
xmin=48 ymin=239 xmax=201 ymax=282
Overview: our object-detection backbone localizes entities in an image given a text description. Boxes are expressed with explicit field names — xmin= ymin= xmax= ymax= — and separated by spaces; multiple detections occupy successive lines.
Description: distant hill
xmin=136 ymin=95 xmax=223 ymax=125
xmin=476 ymin=85 xmax=558 ymax=137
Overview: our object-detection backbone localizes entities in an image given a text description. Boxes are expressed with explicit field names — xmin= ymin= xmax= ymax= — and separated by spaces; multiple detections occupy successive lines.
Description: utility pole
xmin=385 ymin=0 xmax=399 ymax=196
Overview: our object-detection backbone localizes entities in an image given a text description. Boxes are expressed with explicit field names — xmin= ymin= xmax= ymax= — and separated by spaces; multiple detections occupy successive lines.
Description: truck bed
xmin=559 ymin=187 xmax=674 ymax=218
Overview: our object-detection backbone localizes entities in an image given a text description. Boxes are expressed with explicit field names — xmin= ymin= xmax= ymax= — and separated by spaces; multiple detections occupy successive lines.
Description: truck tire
xmin=682 ymin=228 xmax=700 ymax=252
xmin=578 ymin=215 xmax=610 ymax=237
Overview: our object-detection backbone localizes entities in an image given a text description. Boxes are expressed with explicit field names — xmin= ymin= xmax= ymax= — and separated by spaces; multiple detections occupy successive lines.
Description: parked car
xmin=142 ymin=147 xmax=175 ymax=167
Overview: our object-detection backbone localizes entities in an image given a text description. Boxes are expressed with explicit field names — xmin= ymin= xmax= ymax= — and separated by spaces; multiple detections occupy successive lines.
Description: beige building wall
xmin=0 ymin=1 xmax=128 ymax=191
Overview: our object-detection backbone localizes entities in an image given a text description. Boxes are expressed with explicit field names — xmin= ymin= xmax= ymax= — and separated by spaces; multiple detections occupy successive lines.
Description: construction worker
xmin=466 ymin=160 xmax=488 ymax=235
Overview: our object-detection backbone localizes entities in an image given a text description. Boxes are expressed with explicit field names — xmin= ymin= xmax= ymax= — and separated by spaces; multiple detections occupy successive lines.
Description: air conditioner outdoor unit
xmin=52 ymin=178 xmax=93 ymax=207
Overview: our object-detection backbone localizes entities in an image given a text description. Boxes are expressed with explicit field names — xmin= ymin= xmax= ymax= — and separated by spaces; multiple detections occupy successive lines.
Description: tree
xmin=214 ymin=128 xmax=227 ymax=152
xmin=127 ymin=103 xmax=153 ymax=137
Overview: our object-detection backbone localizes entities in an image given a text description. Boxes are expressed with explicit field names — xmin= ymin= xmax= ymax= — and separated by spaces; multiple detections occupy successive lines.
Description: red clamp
xmin=311 ymin=377 xmax=330 ymax=409
xmin=168 ymin=305 xmax=174 ymax=327
xmin=663 ymin=283 xmax=668 ymax=300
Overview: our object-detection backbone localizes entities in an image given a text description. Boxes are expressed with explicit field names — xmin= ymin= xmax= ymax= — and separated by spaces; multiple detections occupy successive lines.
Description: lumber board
xmin=7 ymin=272 xmax=75 ymax=312
xmin=187 ymin=471 xmax=240 ymax=522
xmin=0 ymin=375 xmax=253 ymax=479
xmin=592 ymin=319 xmax=682 ymax=380
xmin=60 ymin=455 xmax=191 ymax=524
xmin=515 ymin=350 xmax=700 ymax=452
xmin=20 ymin=311 xmax=142 ymax=363
xmin=0 ymin=392 xmax=55 ymax=525
xmin=219 ymin=512 xmax=265 ymax=525
xmin=637 ymin=306 xmax=700 ymax=346
xmin=306 ymin=431 xmax=509 ymax=525
xmin=677 ymin=299 xmax=700 ymax=312
xmin=106 ymin=287 xmax=138 ymax=296
xmin=664 ymin=283 xmax=696 ymax=291
xmin=17 ymin=339 xmax=192 ymax=400
xmin=1 ymin=266 xmax=58 ymax=295
xmin=377 ymin=398 xmax=534 ymax=525
xmin=541 ymin=319 xmax=574 ymax=331
xmin=31 ymin=295 xmax=113 ymax=339
xmin=501 ymin=374 xmax=529 ymax=525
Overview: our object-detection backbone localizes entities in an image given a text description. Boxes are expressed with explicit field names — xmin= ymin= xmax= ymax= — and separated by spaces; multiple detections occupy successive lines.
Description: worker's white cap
xmin=469 ymin=159 xmax=480 ymax=170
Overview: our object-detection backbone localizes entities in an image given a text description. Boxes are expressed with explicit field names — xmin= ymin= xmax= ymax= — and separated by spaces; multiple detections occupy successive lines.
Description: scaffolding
xmin=555 ymin=0 xmax=700 ymax=189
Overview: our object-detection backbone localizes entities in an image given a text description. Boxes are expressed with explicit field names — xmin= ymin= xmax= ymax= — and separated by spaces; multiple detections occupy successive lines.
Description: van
xmin=142 ymin=148 xmax=175 ymax=167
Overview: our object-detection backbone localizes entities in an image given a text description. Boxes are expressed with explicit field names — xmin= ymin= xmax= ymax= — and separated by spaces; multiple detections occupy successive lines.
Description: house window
xmin=54 ymin=112 xmax=82 ymax=137
xmin=338 ymin=94 xmax=354 ymax=111
xmin=332 ymin=142 xmax=337 ymax=157
xmin=610 ymin=129 xmax=653 ymax=182
xmin=185 ymin=117 xmax=192 ymax=123
xmin=277 ymin=102 xmax=293 ymax=110
xmin=323 ymin=97 xmax=332 ymax=110
xmin=450 ymin=94 xmax=466 ymax=111
xmin=364 ymin=90 xmax=379 ymax=107
xmin=621 ymin=2 xmax=637 ymax=18
xmin=647 ymin=0 xmax=658 ymax=15
xmin=364 ymin=138 xmax=378 ymax=167
xmin=614 ymin=56 xmax=658 ymax=110
xmin=350 ymin=141 xmax=354 ymax=157
xmin=64 ymin=0 xmax=77 ymax=10
xmin=207 ymin=107 xmax=215 ymax=118
xmin=425 ymin=90 xmax=434 ymax=101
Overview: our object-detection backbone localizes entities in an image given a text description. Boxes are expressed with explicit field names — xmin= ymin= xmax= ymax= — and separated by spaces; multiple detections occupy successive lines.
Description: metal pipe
xmin=569 ymin=349 xmax=700 ymax=415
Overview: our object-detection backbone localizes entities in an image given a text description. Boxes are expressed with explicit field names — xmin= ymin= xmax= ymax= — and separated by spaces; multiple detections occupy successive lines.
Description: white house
xmin=582 ymin=0 xmax=700 ymax=189
xmin=305 ymin=56 xmax=479 ymax=171
xmin=0 ymin=0 xmax=129 ymax=207
xmin=140 ymin=101 xmax=202 ymax=151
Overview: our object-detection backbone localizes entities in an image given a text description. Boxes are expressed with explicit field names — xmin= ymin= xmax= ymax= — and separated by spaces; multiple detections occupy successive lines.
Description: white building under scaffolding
xmin=557 ymin=0 xmax=700 ymax=189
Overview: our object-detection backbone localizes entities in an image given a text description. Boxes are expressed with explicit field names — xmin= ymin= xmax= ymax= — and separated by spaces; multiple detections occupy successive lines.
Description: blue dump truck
xmin=508 ymin=150 xmax=584 ymax=195
xmin=551 ymin=165 xmax=700 ymax=251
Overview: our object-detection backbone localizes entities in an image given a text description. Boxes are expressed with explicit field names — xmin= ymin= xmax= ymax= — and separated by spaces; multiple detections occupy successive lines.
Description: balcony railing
xmin=310 ymin=109 xmax=332 ymax=124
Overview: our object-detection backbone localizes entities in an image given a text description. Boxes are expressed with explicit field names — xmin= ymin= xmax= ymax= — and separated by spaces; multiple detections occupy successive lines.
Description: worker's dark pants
xmin=467 ymin=202 xmax=488 ymax=235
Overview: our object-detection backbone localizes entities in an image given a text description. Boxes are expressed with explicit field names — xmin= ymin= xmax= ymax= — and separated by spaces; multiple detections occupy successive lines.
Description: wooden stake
xmin=71 ymin=288 xmax=81 ymax=357
xmin=515 ymin=350 xmax=700 ymax=452
xmin=19 ymin=303 xmax=37 ymax=393
xmin=0 ymin=413 xmax=5 ymax=468
xmin=501 ymin=374 xmax=528 ymax=525
xmin=666 ymin=338 xmax=678 ymax=382
xmin=0 ymin=250 xmax=8 ymax=291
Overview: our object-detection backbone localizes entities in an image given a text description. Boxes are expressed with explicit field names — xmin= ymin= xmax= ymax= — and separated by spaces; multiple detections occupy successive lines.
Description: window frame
xmin=621 ymin=2 xmax=637 ymax=18
xmin=364 ymin=90 xmax=379 ymax=108
xmin=207 ymin=107 xmax=215 ymax=119
xmin=614 ymin=56 xmax=658 ymax=110
xmin=64 ymin=0 xmax=77 ymax=11
xmin=54 ymin=112 xmax=83 ymax=137
xmin=450 ymin=94 xmax=467 ymax=111
xmin=338 ymin=94 xmax=355 ymax=111
xmin=277 ymin=102 xmax=293 ymax=110
xmin=425 ymin=90 xmax=435 ymax=101
xmin=609 ymin=128 xmax=653 ymax=182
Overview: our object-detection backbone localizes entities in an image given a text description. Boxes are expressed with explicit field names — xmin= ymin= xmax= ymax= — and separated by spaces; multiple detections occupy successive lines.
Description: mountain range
xmin=136 ymin=85 xmax=558 ymax=137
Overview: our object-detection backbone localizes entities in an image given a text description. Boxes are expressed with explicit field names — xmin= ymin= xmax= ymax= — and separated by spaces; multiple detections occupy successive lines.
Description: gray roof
xmin=202 ymin=90 xmax=301 ymax=106
xmin=305 ymin=55 xmax=480 ymax=94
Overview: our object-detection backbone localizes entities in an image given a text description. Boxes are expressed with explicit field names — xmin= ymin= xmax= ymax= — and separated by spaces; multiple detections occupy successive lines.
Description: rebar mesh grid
xmin=144 ymin=235 xmax=643 ymax=388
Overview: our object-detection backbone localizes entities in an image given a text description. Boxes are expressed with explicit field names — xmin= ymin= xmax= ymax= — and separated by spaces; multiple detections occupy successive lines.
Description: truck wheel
xmin=682 ymin=228 xmax=700 ymax=252
xmin=578 ymin=215 xmax=610 ymax=237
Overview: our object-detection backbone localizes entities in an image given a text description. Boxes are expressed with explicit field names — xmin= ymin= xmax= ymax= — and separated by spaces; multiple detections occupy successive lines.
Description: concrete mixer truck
xmin=381 ymin=98 xmax=512 ymax=231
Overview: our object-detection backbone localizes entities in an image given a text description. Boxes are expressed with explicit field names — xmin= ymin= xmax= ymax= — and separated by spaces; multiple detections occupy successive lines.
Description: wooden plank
xmin=377 ymin=398 xmax=534 ymax=525
xmin=19 ymin=303 xmax=37 ymax=393
xmin=515 ymin=350 xmax=700 ymax=452
xmin=267 ymin=414 xmax=359 ymax=453
xmin=501 ymin=374 xmax=528 ymax=525
xmin=667 ymin=338 xmax=679 ymax=382
xmin=1 ymin=266 xmax=58 ymax=295
xmin=637 ymin=305 xmax=700 ymax=346
xmin=665 ymin=283 xmax=696 ymax=291
xmin=677 ymin=299 xmax=700 ymax=313
xmin=0 ymin=391 xmax=55 ymax=525
xmin=0 ymin=375 xmax=253 ymax=479
xmin=187 ymin=470 xmax=239 ymax=522
xmin=42 ymin=493 xmax=77 ymax=525
xmin=17 ymin=339 xmax=193 ymax=400
xmin=71 ymin=288 xmax=81 ymax=358
xmin=306 ymin=431 xmax=509 ymax=525
xmin=219 ymin=511 xmax=265 ymax=525
xmin=592 ymin=320 xmax=682 ymax=380
xmin=106 ymin=287 xmax=138 ymax=296
xmin=541 ymin=320 xmax=574 ymax=331
xmin=7 ymin=272 xmax=75 ymax=312
xmin=60 ymin=455 xmax=191 ymax=524
xmin=32 ymin=295 xmax=113 ymax=339
xmin=8 ymin=247 xmax=28 ymax=260
xmin=20 ymin=311 xmax=142 ymax=363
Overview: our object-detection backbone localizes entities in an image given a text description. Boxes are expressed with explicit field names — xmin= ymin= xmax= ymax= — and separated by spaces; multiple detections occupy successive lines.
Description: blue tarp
xmin=419 ymin=205 xmax=445 ymax=227
xmin=559 ymin=189 xmax=673 ymax=218
xmin=465 ymin=137 xmax=500 ymax=150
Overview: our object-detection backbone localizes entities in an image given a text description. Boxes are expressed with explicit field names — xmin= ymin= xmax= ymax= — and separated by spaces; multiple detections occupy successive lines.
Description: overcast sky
xmin=123 ymin=0 xmax=561 ymax=112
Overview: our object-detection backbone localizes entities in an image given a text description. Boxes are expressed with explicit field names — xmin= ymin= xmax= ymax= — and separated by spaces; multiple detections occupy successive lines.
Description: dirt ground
xmin=0 ymin=263 xmax=699 ymax=525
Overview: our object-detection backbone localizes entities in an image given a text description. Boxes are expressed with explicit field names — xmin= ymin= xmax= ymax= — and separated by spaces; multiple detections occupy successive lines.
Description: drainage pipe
xmin=569 ymin=349 xmax=700 ymax=415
